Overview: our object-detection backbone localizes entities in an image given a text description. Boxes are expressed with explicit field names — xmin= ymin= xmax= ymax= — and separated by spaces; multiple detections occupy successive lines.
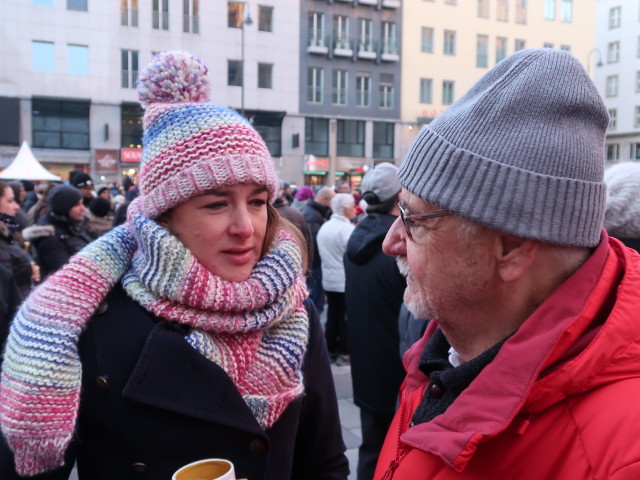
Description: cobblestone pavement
xmin=332 ymin=362 xmax=360 ymax=480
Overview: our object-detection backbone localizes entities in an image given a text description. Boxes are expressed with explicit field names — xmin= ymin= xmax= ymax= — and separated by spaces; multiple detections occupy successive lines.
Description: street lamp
xmin=587 ymin=48 xmax=603 ymax=76
xmin=240 ymin=2 xmax=253 ymax=118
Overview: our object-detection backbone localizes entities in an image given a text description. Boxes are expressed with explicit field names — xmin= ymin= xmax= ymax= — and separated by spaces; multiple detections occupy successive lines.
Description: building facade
xmin=399 ymin=0 xmax=597 ymax=158
xmin=0 ymin=0 xmax=300 ymax=185
xmin=595 ymin=0 xmax=640 ymax=164
xmin=297 ymin=0 xmax=402 ymax=189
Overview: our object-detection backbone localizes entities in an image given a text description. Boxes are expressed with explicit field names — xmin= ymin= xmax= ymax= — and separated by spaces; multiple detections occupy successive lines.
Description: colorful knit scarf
xmin=0 ymin=208 xmax=309 ymax=477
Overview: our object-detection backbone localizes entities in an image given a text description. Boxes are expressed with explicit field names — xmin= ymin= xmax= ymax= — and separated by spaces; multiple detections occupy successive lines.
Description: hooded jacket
xmin=374 ymin=234 xmax=640 ymax=479
xmin=0 ymin=222 xmax=32 ymax=300
xmin=344 ymin=213 xmax=406 ymax=414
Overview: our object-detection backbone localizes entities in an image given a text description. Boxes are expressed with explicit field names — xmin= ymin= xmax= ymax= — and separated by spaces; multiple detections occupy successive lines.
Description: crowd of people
xmin=1 ymin=47 xmax=640 ymax=480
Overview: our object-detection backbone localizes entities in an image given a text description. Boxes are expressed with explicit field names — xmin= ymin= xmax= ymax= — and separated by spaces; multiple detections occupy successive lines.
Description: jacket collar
xmin=400 ymin=230 xmax=638 ymax=471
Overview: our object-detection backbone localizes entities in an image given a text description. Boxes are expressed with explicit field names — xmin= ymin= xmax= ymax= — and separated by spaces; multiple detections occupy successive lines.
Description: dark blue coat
xmin=0 ymin=284 xmax=348 ymax=480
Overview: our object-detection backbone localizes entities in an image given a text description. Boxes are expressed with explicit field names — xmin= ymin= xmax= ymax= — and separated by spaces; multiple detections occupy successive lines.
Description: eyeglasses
xmin=398 ymin=202 xmax=452 ymax=240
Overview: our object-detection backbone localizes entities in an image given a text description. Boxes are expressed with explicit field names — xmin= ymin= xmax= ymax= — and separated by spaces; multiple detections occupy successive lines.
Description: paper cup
xmin=172 ymin=458 xmax=235 ymax=480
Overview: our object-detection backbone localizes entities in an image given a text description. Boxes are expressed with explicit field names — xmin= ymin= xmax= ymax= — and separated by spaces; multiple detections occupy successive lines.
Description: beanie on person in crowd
xmin=360 ymin=162 xmax=402 ymax=205
xmin=603 ymin=162 xmax=640 ymax=240
xmin=70 ymin=172 xmax=93 ymax=189
xmin=88 ymin=197 xmax=111 ymax=218
xmin=46 ymin=185 xmax=82 ymax=217
xmin=399 ymin=48 xmax=608 ymax=247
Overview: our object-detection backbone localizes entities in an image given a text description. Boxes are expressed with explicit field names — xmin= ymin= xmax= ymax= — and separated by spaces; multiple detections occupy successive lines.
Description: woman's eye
xmin=205 ymin=201 xmax=227 ymax=210
xmin=250 ymin=199 xmax=267 ymax=207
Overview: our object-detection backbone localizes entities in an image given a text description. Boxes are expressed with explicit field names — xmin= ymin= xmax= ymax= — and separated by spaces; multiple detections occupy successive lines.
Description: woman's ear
xmin=495 ymin=233 xmax=539 ymax=283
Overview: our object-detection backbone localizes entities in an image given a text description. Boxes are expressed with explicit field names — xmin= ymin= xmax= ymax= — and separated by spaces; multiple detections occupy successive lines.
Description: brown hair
xmin=0 ymin=180 xmax=10 ymax=198
xmin=263 ymin=203 xmax=309 ymax=274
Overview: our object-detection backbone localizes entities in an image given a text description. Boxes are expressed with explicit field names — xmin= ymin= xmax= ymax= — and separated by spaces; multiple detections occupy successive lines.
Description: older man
xmin=375 ymin=49 xmax=640 ymax=479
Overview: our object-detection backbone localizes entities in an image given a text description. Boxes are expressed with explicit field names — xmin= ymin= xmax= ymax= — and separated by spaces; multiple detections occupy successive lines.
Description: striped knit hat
xmin=134 ymin=51 xmax=279 ymax=219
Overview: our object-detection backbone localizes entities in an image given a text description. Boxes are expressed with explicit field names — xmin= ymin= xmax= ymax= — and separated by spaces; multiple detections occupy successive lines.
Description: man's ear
xmin=495 ymin=233 xmax=539 ymax=282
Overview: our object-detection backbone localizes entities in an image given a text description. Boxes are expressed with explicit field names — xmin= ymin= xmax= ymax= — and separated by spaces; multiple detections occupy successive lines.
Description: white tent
xmin=0 ymin=141 xmax=61 ymax=181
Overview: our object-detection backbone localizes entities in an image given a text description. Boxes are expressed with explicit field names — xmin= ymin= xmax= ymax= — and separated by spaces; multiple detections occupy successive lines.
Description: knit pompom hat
xmin=399 ymin=48 xmax=608 ymax=247
xmin=133 ymin=51 xmax=278 ymax=219
xmin=603 ymin=162 xmax=640 ymax=239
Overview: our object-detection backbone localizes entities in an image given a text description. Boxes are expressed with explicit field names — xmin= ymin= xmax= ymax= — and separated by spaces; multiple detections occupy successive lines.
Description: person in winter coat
xmin=376 ymin=48 xmax=640 ymax=480
xmin=302 ymin=187 xmax=335 ymax=314
xmin=344 ymin=163 xmax=406 ymax=480
xmin=84 ymin=197 xmax=113 ymax=239
xmin=316 ymin=193 xmax=356 ymax=364
xmin=0 ymin=180 xmax=39 ymax=299
xmin=0 ymin=51 xmax=348 ymax=480
xmin=22 ymin=184 xmax=91 ymax=280
xmin=603 ymin=161 xmax=640 ymax=253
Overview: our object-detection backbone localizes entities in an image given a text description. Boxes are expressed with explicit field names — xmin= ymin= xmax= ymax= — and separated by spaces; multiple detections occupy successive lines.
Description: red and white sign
xmin=120 ymin=148 xmax=143 ymax=163
xmin=95 ymin=149 xmax=119 ymax=174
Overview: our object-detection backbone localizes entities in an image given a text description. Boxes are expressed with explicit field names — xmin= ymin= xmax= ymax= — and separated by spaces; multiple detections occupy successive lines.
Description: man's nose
xmin=383 ymin=217 xmax=406 ymax=256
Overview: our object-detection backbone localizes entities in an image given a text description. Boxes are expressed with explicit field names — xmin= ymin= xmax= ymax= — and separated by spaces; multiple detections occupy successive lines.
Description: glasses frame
xmin=398 ymin=202 xmax=452 ymax=240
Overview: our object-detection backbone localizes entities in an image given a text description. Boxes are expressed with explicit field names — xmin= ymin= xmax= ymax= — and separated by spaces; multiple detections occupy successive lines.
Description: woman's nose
xmin=383 ymin=217 xmax=406 ymax=257
xmin=229 ymin=206 xmax=255 ymax=238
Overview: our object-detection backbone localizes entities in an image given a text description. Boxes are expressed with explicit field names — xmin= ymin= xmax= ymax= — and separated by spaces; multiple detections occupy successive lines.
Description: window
xmin=544 ymin=0 xmax=556 ymax=19
xmin=638 ymin=36 xmax=640 ymax=57
xmin=420 ymin=78 xmax=433 ymax=104
xmin=632 ymin=143 xmax=640 ymax=160
xmin=227 ymin=60 xmax=242 ymax=87
xmin=442 ymin=80 xmax=455 ymax=105
xmin=515 ymin=39 xmax=526 ymax=51
xmin=33 ymin=0 xmax=53 ymax=5
xmin=379 ymin=74 xmax=394 ymax=108
xmin=496 ymin=37 xmax=508 ymax=63
xmin=608 ymin=42 xmax=620 ymax=63
xmin=544 ymin=42 xmax=554 ymax=49
xmin=635 ymin=106 xmax=640 ymax=128
xmin=477 ymin=0 xmax=489 ymax=18
xmin=560 ymin=45 xmax=571 ymax=52
xmin=307 ymin=67 xmax=323 ymax=103
xmin=121 ymin=103 xmax=143 ymax=149
xmin=183 ymin=0 xmax=199 ymax=33
xmin=334 ymin=15 xmax=350 ymax=50
xmin=32 ymin=98 xmax=90 ymax=150
xmin=606 ymin=75 xmax=619 ymax=97
xmin=444 ymin=30 xmax=456 ymax=55
xmin=358 ymin=18 xmax=373 ymax=53
xmin=0 ymin=97 xmax=20 ymax=146
xmin=67 ymin=45 xmax=88 ymax=75
xmin=516 ymin=0 xmax=527 ymax=24
xmin=305 ymin=117 xmax=329 ymax=156
xmin=67 ymin=0 xmax=87 ymax=11
xmin=608 ymin=109 xmax=617 ymax=129
xmin=309 ymin=12 xmax=325 ymax=47
xmin=382 ymin=22 xmax=397 ymax=55
xmin=444 ymin=0 xmax=457 ymax=4
xmin=476 ymin=35 xmax=488 ymax=67
xmin=121 ymin=50 xmax=139 ymax=89
xmin=121 ymin=0 xmax=139 ymax=26
xmin=252 ymin=115 xmax=282 ymax=157
xmin=32 ymin=41 xmax=54 ymax=72
xmin=497 ymin=0 xmax=508 ymax=21
xmin=606 ymin=144 xmax=619 ymax=161
xmin=337 ymin=120 xmax=365 ymax=157
xmin=636 ymin=71 xmax=640 ymax=92
xmin=153 ymin=0 xmax=169 ymax=30
xmin=332 ymin=70 xmax=348 ymax=105
xmin=561 ymin=0 xmax=572 ymax=22
xmin=609 ymin=7 xmax=621 ymax=28
xmin=373 ymin=123 xmax=394 ymax=159
xmin=258 ymin=5 xmax=273 ymax=32
xmin=356 ymin=73 xmax=371 ymax=107
xmin=258 ymin=63 xmax=272 ymax=89
xmin=228 ymin=2 xmax=244 ymax=28
xmin=421 ymin=27 xmax=434 ymax=53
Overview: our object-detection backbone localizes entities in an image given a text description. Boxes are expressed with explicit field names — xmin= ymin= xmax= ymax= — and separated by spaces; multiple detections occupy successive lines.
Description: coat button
xmin=131 ymin=462 xmax=148 ymax=474
xmin=96 ymin=375 xmax=110 ymax=391
xmin=95 ymin=301 xmax=109 ymax=315
xmin=249 ymin=438 xmax=267 ymax=454
xmin=429 ymin=383 xmax=444 ymax=399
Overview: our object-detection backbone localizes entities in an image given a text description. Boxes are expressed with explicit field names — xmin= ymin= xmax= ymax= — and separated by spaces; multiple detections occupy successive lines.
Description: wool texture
xmin=0 ymin=205 xmax=309 ymax=476
xmin=398 ymin=48 xmax=609 ymax=247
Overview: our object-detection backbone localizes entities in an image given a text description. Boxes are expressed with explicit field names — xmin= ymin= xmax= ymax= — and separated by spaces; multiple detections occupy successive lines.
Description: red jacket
xmin=375 ymin=234 xmax=640 ymax=480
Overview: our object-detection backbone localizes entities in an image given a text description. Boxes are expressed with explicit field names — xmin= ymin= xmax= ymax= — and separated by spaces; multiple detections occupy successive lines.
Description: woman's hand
xmin=31 ymin=262 xmax=41 ymax=283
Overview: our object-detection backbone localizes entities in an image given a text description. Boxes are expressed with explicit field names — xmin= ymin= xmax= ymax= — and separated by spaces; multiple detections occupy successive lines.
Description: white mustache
xmin=396 ymin=256 xmax=411 ymax=277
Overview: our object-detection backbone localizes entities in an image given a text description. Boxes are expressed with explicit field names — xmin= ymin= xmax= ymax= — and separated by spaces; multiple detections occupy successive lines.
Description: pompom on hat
xmin=132 ymin=51 xmax=278 ymax=219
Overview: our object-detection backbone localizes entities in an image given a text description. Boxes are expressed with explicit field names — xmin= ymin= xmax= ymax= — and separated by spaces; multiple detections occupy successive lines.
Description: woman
xmin=0 ymin=180 xmax=39 ymax=299
xmin=0 ymin=51 xmax=348 ymax=480
xmin=22 ymin=184 xmax=91 ymax=279
xmin=316 ymin=193 xmax=356 ymax=365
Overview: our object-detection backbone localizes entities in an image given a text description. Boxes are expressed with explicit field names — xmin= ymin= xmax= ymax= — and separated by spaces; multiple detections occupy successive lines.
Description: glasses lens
xmin=398 ymin=203 xmax=412 ymax=239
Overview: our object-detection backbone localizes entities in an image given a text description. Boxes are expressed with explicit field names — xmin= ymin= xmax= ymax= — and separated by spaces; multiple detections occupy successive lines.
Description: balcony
xmin=333 ymin=36 xmax=353 ymax=57
xmin=382 ymin=0 xmax=401 ymax=7
xmin=357 ymin=37 xmax=377 ymax=60
xmin=308 ymin=34 xmax=329 ymax=55
xmin=380 ymin=39 xmax=399 ymax=62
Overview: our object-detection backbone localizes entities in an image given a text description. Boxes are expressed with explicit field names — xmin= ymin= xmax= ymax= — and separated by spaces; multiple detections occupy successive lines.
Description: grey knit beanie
xmin=399 ymin=49 xmax=608 ymax=247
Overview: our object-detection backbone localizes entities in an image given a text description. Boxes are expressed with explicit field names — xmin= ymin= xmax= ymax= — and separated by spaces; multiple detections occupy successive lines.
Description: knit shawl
xmin=0 ymin=208 xmax=309 ymax=477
